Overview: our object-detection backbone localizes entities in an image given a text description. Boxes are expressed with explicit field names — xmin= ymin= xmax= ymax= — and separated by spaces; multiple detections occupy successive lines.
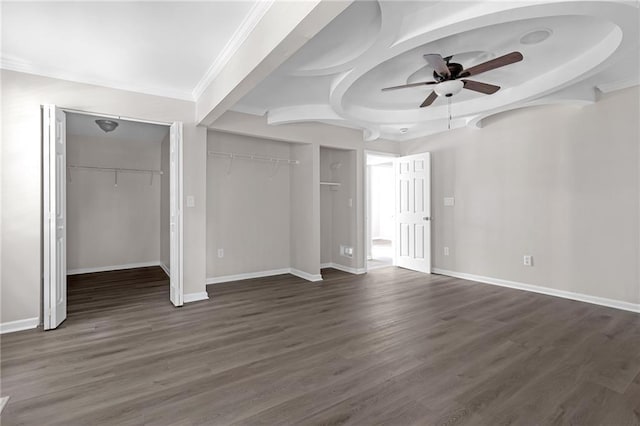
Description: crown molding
xmin=0 ymin=56 xmax=194 ymax=101
xmin=191 ymin=0 xmax=274 ymax=101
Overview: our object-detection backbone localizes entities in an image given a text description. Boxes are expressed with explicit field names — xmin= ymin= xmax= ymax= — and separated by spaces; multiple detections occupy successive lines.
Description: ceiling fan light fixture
xmin=520 ymin=28 xmax=552 ymax=45
xmin=95 ymin=119 xmax=119 ymax=133
xmin=434 ymin=80 xmax=464 ymax=97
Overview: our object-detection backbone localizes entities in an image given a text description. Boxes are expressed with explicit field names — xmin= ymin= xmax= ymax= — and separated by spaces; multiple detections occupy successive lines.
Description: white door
xmin=169 ymin=122 xmax=184 ymax=306
xmin=43 ymin=105 xmax=67 ymax=329
xmin=394 ymin=153 xmax=431 ymax=273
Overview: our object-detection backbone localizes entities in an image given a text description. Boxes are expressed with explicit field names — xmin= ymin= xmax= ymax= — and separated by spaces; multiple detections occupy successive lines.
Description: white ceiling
xmin=0 ymin=1 xmax=264 ymax=100
xmin=233 ymin=1 xmax=640 ymax=141
xmin=67 ymin=112 xmax=168 ymax=144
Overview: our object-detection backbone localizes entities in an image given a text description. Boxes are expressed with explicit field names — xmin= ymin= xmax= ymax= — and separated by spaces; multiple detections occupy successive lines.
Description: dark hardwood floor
xmin=1 ymin=266 xmax=639 ymax=425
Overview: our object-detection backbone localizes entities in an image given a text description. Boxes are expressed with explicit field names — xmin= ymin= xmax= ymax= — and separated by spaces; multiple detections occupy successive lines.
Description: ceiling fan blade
xmin=462 ymin=79 xmax=501 ymax=94
xmin=381 ymin=81 xmax=437 ymax=91
xmin=423 ymin=54 xmax=451 ymax=78
xmin=420 ymin=91 xmax=438 ymax=108
xmin=460 ymin=51 xmax=523 ymax=78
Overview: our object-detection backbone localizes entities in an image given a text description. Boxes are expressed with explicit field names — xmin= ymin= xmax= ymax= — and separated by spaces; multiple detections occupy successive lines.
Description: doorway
xmin=366 ymin=152 xmax=396 ymax=270
xmin=42 ymin=105 xmax=184 ymax=330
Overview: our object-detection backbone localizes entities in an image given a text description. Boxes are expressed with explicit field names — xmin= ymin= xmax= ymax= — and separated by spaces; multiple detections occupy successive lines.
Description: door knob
xmin=423 ymin=217 xmax=430 ymax=221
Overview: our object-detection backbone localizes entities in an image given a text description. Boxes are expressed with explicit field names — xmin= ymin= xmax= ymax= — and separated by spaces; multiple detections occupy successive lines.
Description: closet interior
xmin=66 ymin=112 xmax=171 ymax=278
xmin=320 ymin=146 xmax=357 ymax=275
xmin=206 ymin=131 xmax=317 ymax=283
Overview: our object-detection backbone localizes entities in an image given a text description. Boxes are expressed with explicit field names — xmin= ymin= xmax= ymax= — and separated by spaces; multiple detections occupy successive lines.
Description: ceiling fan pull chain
xmin=448 ymin=97 xmax=452 ymax=130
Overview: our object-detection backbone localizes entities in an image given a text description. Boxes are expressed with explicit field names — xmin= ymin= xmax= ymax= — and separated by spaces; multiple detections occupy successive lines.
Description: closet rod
xmin=208 ymin=151 xmax=299 ymax=165
xmin=68 ymin=165 xmax=163 ymax=175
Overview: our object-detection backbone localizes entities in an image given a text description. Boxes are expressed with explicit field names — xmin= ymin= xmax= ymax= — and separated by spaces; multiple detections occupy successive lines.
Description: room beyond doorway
xmin=366 ymin=152 xmax=396 ymax=270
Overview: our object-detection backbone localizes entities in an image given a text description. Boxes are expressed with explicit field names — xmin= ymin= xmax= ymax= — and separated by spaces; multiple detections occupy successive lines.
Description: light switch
xmin=444 ymin=197 xmax=455 ymax=206
xmin=186 ymin=195 xmax=195 ymax=207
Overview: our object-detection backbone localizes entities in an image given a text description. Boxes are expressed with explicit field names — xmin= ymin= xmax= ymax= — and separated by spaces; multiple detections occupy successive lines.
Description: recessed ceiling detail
xmin=233 ymin=1 xmax=639 ymax=141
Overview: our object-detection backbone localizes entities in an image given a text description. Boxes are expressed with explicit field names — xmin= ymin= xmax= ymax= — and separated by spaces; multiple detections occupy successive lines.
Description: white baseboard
xmin=184 ymin=292 xmax=209 ymax=303
xmin=68 ymin=261 xmax=162 ymax=275
xmin=321 ymin=262 xmax=366 ymax=275
xmin=206 ymin=268 xmax=291 ymax=285
xmin=0 ymin=317 xmax=39 ymax=334
xmin=432 ymin=268 xmax=640 ymax=314
xmin=290 ymin=268 xmax=323 ymax=282
xmin=207 ymin=268 xmax=323 ymax=284
xmin=159 ymin=262 xmax=170 ymax=277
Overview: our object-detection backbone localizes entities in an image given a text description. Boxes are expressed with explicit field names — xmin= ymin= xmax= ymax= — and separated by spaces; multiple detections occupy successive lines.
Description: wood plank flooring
xmin=1 ymin=266 xmax=639 ymax=425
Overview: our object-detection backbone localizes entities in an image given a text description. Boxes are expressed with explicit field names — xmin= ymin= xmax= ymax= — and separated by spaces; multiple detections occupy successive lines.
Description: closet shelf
xmin=320 ymin=182 xmax=341 ymax=186
xmin=67 ymin=165 xmax=163 ymax=175
xmin=208 ymin=151 xmax=299 ymax=165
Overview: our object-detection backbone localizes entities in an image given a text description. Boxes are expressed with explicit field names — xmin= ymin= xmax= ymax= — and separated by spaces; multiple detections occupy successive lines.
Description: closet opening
xmin=320 ymin=146 xmax=358 ymax=277
xmin=366 ymin=152 xmax=396 ymax=270
xmin=42 ymin=106 xmax=184 ymax=330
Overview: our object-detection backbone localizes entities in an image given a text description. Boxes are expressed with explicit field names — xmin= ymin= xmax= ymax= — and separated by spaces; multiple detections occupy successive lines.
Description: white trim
xmin=290 ymin=268 xmax=323 ymax=282
xmin=206 ymin=268 xmax=291 ymax=285
xmin=67 ymin=261 xmax=162 ymax=275
xmin=0 ymin=317 xmax=39 ymax=334
xmin=321 ymin=262 xmax=366 ymax=275
xmin=0 ymin=396 xmax=9 ymax=414
xmin=207 ymin=268 xmax=323 ymax=284
xmin=1 ymin=57 xmax=194 ymax=101
xmin=184 ymin=292 xmax=209 ymax=303
xmin=596 ymin=79 xmax=639 ymax=94
xmin=432 ymin=268 xmax=640 ymax=314
xmin=366 ymin=262 xmax=394 ymax=271
xmin=191 ymin=0 xmax=274 ymax=100
xmin=159 ymin=262 xmax=170 ymax=277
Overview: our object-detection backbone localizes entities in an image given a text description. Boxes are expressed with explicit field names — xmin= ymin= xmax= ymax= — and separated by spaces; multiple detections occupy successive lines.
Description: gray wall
xmin=404 ymin=86 xmax=640 ymax=305
xmin=66 ymin=129 xmax=163 ymax=271
xmin=290 ymin=143 xmax=320 ymax=277
xmin=206 ymin=131 xmax=291 ymax=278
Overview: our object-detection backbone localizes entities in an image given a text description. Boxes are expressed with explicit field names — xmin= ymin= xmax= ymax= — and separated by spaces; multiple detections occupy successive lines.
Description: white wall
xmin=206 ymin=131 xmax=291 ymax=278
xmin=66 ymin=127 xmax=164 ymax=272
xmin=0 ymin=70 xmax=207 ymax=325
xmin=160 ymin=131 xmax=170 ymax=272
xmin=370 ymin=163 xmax=394 ymax=241
xmin=403 ymin=86 xmax=640 ymax=306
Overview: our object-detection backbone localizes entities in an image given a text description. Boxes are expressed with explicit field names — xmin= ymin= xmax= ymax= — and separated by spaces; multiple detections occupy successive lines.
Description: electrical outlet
xmin=444 ymin=247 xmax=450 ymax=256
xmin=340 ymin=245 xmax=353 ymax=258
xmin=217 ymin=248 xmax=224 ymax=258
xmin=523 ymin=255 xmax=532 ymax=266
xmin=186 ymin=195 xmax=195 ymax=208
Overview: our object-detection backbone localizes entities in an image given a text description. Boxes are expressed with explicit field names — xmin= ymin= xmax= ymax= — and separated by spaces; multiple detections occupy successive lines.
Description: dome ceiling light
xmin=95 ymin=119 xmax=119 ymax=133
xmin=434 ymin=80 xmax=464 ymax=97
xmin=520 ymin=28 xmax=553 ymax=45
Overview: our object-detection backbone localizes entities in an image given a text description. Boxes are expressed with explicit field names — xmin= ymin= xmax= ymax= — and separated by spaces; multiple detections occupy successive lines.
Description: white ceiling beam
xmin=195 ymin=0 xmax=352 ymax=127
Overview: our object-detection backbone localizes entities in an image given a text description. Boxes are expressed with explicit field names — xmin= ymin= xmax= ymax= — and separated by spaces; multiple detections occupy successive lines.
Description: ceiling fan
xmin=381 ymin=51 xmax=523 ymax=107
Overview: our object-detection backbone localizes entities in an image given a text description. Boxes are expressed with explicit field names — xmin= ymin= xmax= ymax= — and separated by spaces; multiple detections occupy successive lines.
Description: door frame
xmin=42 ymin=106 xmax=185 ymax=329
xmin=364 ymin=150 xmax=398 ymax=272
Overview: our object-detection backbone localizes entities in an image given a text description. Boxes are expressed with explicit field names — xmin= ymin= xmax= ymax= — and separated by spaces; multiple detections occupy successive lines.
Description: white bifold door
xmin=394 ymin=153 xmax=431 ymax=273
xmin=43 ymin=105 xmax=67 ymax=329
